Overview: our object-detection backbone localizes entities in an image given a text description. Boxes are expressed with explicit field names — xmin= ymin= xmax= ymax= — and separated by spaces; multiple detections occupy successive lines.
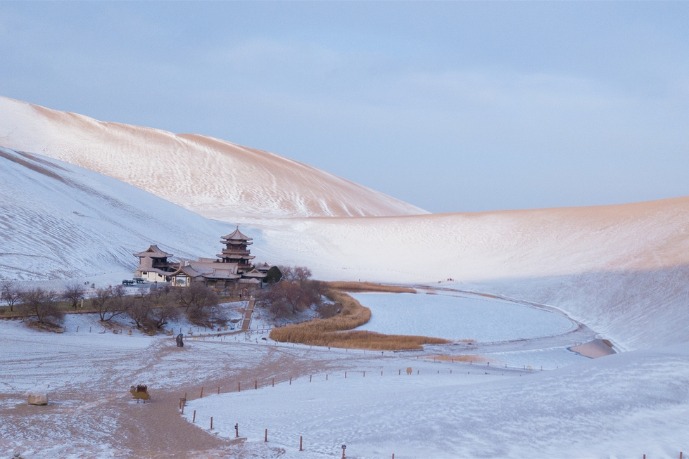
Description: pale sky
xmin=1 ymin=1 xmax=688 ymax=213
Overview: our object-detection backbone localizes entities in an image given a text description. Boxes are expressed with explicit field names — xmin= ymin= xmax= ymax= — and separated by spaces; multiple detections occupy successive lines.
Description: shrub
xmin=257 ymin=266 xmax=324 ymax=317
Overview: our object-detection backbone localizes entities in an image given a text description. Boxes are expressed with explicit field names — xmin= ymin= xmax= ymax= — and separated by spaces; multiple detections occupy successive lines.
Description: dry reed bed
xmin=326 ymin=281 xmax=416 ymax=294
xmin=269 ymin=288 xmax=449 ymax=351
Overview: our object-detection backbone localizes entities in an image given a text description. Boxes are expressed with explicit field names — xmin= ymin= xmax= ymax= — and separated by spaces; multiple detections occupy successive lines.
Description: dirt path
xmin=0 ymin=332 xmax=340 ymax=457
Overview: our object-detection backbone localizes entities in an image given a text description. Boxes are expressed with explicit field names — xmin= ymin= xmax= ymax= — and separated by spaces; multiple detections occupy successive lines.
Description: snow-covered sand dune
xmin=0 ymin=96 xmax=426 ymax=219
xmin=0 ymin=146 xmax=231 ymax=282
xmin=2 ymin=96 xmax=689 ymax=351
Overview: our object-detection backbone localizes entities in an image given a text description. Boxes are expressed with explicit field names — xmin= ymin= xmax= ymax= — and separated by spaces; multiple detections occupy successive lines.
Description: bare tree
xmin=149 ymin=303 xmax=179 ymax=330
xmin=1 ymin=281 xmax=21 ymax=312
xmin=128 ymin=284 xmax=178 ymax=331
xmin=148 ymin=284 xmax=178 ymax=329
xmin=128 ymin=292 xmax=152 ymax=329
xmin=177 ymin=282 xmax=219 ymax=326
xmin=62 ymin=282 xmax=85 ymax=310
xmin=20 ymin=287 xmax=63 ymax=325
xmin=93 ymin=285 xmax=128 ymax=322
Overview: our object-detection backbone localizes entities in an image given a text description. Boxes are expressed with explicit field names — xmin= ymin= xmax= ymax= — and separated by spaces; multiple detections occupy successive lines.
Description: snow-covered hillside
xmin=251 ymin=201 xmax=689 ymax=350
xmin=2 ymin=96 xmax=688 ymax=352
xmin=0 ymin=146 xmax=234 ymax=283
xmin=0 ymin=96 xmax=426 ymax=219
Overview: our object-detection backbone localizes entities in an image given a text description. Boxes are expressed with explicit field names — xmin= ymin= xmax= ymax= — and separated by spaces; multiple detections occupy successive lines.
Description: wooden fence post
xmin=299 ymin=435 xmax=303 ymax=451
xmin=200 ymin=387 xmax=204 ymax=398
xmin=238 ymin=381 xmax=241 ymax=392
xmin=210 ymin=416 xmax=213 ymax=430
xmin=265 ymin=428 xmax=268 ymax=442
xmin=192 ymin=410 xmax=196 ymax=423
xmin=255 ymin=380 xmax=258 ymax=389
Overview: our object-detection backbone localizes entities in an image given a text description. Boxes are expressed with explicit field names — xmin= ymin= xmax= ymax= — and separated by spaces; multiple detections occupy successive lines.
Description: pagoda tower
xmin=217 ymin=227 xmax=255 ymax=273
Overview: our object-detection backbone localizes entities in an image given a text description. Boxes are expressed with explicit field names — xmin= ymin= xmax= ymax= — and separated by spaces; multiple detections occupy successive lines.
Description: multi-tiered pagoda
xmin=217 ymin=227 xmax=255 ymax=273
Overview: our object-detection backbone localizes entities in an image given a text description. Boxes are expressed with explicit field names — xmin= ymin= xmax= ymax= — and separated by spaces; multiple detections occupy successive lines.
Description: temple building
xmin=134 ymin=227 xmax=271 ymax=290
xmin=133 ymin=245 xmax=177 ymax=283
xmin=217 ymin=227 xmax=255 ymax=271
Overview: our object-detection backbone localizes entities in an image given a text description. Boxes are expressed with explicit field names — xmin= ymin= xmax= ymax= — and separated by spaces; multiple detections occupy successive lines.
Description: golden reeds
xmin=269 ymin=287 xmax=449 ymax=351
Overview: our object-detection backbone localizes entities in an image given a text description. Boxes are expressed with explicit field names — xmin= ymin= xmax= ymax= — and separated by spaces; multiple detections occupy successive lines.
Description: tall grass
xmin=269 ymin=287 xmax=449 ymax=351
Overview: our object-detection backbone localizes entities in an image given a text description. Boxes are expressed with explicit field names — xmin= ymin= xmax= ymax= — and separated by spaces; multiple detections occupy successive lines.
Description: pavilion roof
xmin=242 ymin=268 xmax=267 ymax=279
xmin=134 ymin=244 xmax=173 ymax=258
xmin=221 ymin=226 xmax=252 ymax=242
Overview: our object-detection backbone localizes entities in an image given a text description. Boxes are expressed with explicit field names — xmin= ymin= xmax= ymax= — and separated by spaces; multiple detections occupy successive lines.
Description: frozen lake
xmin=351 ymin=291 xmax=577 ymax=343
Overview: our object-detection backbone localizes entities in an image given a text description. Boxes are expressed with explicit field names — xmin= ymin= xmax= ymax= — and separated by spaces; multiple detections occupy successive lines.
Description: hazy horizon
xmin=1 ymin=1 xmax=688 ymax=213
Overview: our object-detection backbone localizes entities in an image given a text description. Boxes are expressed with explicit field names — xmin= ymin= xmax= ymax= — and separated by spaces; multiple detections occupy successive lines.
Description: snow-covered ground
xmin=2 ymin=297 xmax=687 ymax=458
xmin=2 ymin=97 xmax=689 ymax=458
xmin=185 ymin=343 xmax=689 ymax=459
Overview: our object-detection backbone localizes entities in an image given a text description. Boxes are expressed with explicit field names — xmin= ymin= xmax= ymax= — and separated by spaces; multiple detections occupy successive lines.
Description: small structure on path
xmin=129 ymin=384 xmax=150 ymax=403
xmin=176 ymin=333 xmax=184 ymax=347
xmin=27 ymin=392 xmax=48 ymax=406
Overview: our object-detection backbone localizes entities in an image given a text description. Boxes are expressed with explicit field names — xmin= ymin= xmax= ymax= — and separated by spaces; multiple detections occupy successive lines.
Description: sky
xmin=1 ymin=1 xmax=688 ymax=213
